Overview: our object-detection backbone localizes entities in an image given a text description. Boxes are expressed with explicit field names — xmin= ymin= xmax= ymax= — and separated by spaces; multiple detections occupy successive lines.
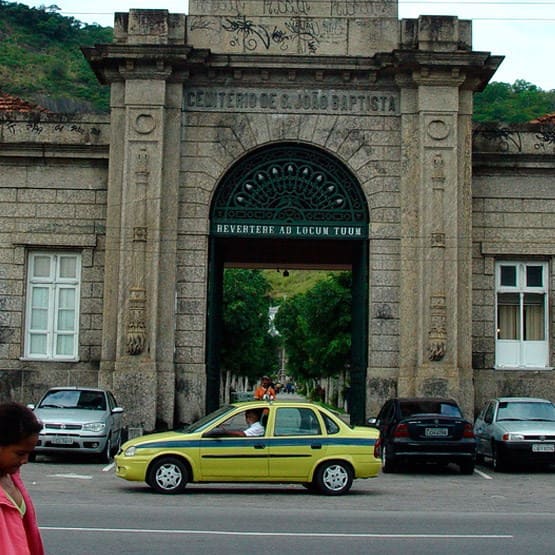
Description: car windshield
xmin=178 ymin=405 xmax=235 ymax=433
xmin=38 ymin=390 xmax=106 ymax=410
xmin=497 ymin=401 xmax=555 ymax=421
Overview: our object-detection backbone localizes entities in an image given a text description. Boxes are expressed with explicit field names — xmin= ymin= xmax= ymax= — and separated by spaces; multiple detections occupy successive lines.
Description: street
xmin=21 ymin=458 xmax=554 ymax=555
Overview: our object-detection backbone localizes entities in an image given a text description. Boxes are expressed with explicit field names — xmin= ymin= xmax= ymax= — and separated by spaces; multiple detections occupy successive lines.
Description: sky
xmin=18 ymin=0 xmax=555 ymax=90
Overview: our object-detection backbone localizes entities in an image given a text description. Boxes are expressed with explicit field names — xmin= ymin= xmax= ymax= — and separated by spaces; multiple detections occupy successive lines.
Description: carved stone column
xmin=87 ymin=11 xmax=185 ymax=430
xmin=397 ymin=16 xmax=502 ymax=416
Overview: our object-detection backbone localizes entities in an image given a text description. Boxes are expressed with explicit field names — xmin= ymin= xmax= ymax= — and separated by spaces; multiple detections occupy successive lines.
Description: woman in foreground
xmin=0 ymin=401 xmax=44 ymax=555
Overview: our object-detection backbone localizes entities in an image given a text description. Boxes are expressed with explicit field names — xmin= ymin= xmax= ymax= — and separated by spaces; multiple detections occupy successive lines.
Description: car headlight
xmin=124 ymin=446 xmax=137 ymax=457
xmin=82 ymin=422 xmax=106 ymax=433
xmin=502 ymin=432 xmax=525 ymax=441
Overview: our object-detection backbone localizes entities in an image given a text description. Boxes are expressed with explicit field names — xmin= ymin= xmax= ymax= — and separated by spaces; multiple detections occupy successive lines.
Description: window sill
xmin=20 ymin=357 xmax=80 ymax=363
xmin=494 ymin=366 xmax=553 ymax=371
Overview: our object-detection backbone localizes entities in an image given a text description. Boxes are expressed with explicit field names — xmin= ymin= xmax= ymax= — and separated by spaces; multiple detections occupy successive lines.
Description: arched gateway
xmin=81 ymin=3 xmax=500 ymax=431
xmin=207 ymin=143 xmax=370 ymax=423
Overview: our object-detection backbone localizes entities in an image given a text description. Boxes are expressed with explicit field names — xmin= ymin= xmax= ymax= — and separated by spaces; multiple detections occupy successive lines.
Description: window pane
xmin=58 ymin=288 xmax=75 ymax=309
xmin=56 ymin=335 xmax=74 ymax=356
xmin=526 ymin=266 xmax=543 ymax=287
xmin=31 ymin=287 xmax=49 ymax=308
xmin=497 ymin=293 xmax=520 ymax=339
xmin=59 ymin=256 xmax=77 ymax=279
xmin=524 ymin=293 xmax=545 ymax=340
xmin=57 ymin=309 xmax=75 ymax=331
xmin=32 ymin=256 xmax=51 ymax=278
xmin=30 ymin=308 xmax=48 ymax=330
xmin=500 ymin=265 xmax=517 ymax=287
xmin=29 ymin=334 xmax=47 ymax=355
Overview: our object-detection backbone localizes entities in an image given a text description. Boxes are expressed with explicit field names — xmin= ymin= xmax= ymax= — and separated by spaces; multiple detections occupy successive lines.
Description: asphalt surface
xmin=19 ymin=457 xmax=555 ymax=555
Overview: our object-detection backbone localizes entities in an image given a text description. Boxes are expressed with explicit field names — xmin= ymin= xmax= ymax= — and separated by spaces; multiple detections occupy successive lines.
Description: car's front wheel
xmin=147 ymin=457 xmax=189 ymax=494
xmin=314 ymin=461 xmax=353 ymax=495
xmin=492 ymin=442 xmax=507 ymax=472
xmin=100 ymin=436 xmax=112 ymax=464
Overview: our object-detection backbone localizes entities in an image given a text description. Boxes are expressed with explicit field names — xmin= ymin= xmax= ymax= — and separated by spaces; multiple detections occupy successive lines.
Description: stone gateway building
xmin=1 ymin=0 xmax=554 ymax=430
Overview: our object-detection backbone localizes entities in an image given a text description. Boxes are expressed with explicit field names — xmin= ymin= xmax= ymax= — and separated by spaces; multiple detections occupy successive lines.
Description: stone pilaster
xmin=88 ymin=10 xmax=185 ymax=430
xmin=397 ymin=16 xmax=501 ymax=416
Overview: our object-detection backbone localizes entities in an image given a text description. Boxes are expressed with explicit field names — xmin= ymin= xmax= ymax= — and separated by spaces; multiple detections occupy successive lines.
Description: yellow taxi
xmin=115 ymin=400 xmax=380 ymax=495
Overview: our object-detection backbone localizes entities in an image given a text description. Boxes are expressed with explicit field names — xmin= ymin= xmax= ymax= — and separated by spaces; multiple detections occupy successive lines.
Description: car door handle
xmin=310 ymin=444 xmax=322 ymax=449
xmin=254 ymin=444 xmax=266 ymax=449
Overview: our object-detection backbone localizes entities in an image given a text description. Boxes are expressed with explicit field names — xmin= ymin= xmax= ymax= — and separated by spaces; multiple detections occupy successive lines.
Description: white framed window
xmin=24 ymin=252 xmax=81 ymax=361
xmin=495 ymin=261 xmax=549 ymax=368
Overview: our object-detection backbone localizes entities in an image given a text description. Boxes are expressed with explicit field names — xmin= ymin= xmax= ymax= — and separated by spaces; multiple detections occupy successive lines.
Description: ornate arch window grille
xmin=210 ymin=143 xmax=368 ymax=239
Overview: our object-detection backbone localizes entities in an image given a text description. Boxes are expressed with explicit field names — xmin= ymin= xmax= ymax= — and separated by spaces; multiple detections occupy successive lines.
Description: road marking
xmin=474 ymin=468 xmax=493 ymax=480
xmin=102 ymin=462 xmax=115 ymax=472
xmin=40 ymin=527 xmax=512 ymax=539
xmin=49 ymin=474 xmax=92 ymax=480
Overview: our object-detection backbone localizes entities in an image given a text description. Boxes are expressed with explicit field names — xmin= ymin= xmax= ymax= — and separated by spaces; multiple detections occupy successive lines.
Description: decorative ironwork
xmin=211 ymin=143 xmax=368 ymax=237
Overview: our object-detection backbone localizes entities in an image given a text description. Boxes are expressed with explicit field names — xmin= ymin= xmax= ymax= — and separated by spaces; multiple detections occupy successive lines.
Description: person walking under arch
xmin=254 ymin=375 xmax=276 ymax=401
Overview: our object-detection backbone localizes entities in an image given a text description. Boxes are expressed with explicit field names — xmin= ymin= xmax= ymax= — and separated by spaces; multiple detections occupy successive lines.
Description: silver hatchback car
xmin=30 ymin=387 xmax=124 ymax=462
xmin=474 ymin=397 xmax=555 ymax=471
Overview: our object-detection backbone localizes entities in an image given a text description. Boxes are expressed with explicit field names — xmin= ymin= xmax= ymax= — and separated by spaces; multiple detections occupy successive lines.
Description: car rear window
xmin=400 ymin=401 xmax=462 ymax=418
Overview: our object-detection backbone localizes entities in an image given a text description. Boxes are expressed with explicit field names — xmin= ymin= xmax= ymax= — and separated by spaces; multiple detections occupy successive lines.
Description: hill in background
xmin=0 ymin=1 xmax=111 ymax=112
xmin=0 ymin=1 xmax=554 ymax=120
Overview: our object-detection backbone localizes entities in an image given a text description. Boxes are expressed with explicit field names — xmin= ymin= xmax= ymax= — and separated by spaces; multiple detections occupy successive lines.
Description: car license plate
xmin=532 ymin=443 xmax=555 ymax=453
xmin=52 ymin=437 xmax=74 ymax=445
xmin=425 ymin=427 xmax=448 ymax=437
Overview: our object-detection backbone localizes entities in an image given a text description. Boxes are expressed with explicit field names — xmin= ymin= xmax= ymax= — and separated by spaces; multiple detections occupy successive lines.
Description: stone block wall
xmin=0 ymin=114 xmax=109 ymax=404
xmin=472 ymin=125 xmax=555 ymax=415
xmin=187 ymin=0 xmax=399 ymax=56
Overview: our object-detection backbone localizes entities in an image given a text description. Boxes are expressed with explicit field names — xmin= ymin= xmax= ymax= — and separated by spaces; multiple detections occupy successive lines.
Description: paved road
xmin=20 ymin=458 xmax=554 ymax=555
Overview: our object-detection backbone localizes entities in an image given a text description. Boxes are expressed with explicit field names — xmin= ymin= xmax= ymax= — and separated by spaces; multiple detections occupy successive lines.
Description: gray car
xmin=30 ymin=387 xmax=124 ymax=463
xmin=474 ymin=397 xmax=555 ymax=471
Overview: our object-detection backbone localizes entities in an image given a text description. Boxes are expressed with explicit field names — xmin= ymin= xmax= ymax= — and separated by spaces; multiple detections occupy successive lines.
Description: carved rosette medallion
xmin=133 ymin=113 xmax=156 ymax=135
xmin=126 ymin=286 xmax=146 ymax=355
xmin=427 ymin=119 xmax=450 ymax=141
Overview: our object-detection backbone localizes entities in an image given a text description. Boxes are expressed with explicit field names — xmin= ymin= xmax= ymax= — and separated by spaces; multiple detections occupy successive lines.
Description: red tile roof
xmin=530 ymin=113 xmax=555 ymax=124
xmin=0 ymin=91 xmax=50 ymax=113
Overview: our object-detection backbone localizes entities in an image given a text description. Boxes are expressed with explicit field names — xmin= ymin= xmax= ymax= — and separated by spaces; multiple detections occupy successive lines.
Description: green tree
xmin=221 ymin=269 xmax=279 ymax=385
xmin=474 ymin=80 xmax=555 ymax=123
xmin=275 ymin=272 xmax=352 ymax=387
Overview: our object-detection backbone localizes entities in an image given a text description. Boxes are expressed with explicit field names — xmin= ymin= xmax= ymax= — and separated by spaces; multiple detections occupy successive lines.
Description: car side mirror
xmin=112 ymin=407 xmax=124 ymax=414
xmin=367 ymin=417 xmax=377 ymax=427
xmin=27 ymin=404 xmax=35 ymax=410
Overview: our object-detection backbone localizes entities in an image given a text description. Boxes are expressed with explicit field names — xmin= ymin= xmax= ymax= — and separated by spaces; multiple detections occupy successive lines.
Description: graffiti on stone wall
xmin=472 ymin=125 xmax=522 ymax=152
xmin=263 ymin=1 xmax=311 ymax=16
xmin=535 ymin=125 xmax=555 ymax=151
xmin=222 ymin=15 xmax=320 ymax=53
xmin=0 ymin=114 xmax=102 ymax=139
xmin=473 ymin=123 xmax=555 ymax=153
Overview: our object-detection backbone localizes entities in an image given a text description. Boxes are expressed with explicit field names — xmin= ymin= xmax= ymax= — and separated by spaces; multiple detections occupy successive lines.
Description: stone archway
xmin=206 ymin=142 xmax=370 ymax=424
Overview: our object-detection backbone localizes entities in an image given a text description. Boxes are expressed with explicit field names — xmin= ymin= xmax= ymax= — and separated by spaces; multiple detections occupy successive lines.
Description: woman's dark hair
xmin=0 ymin=402 xmax=42 ymax=446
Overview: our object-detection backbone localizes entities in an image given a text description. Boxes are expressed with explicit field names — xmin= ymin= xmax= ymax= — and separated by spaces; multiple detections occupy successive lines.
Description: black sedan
xmin=368 ymin=397 xmax=476 ymax=474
